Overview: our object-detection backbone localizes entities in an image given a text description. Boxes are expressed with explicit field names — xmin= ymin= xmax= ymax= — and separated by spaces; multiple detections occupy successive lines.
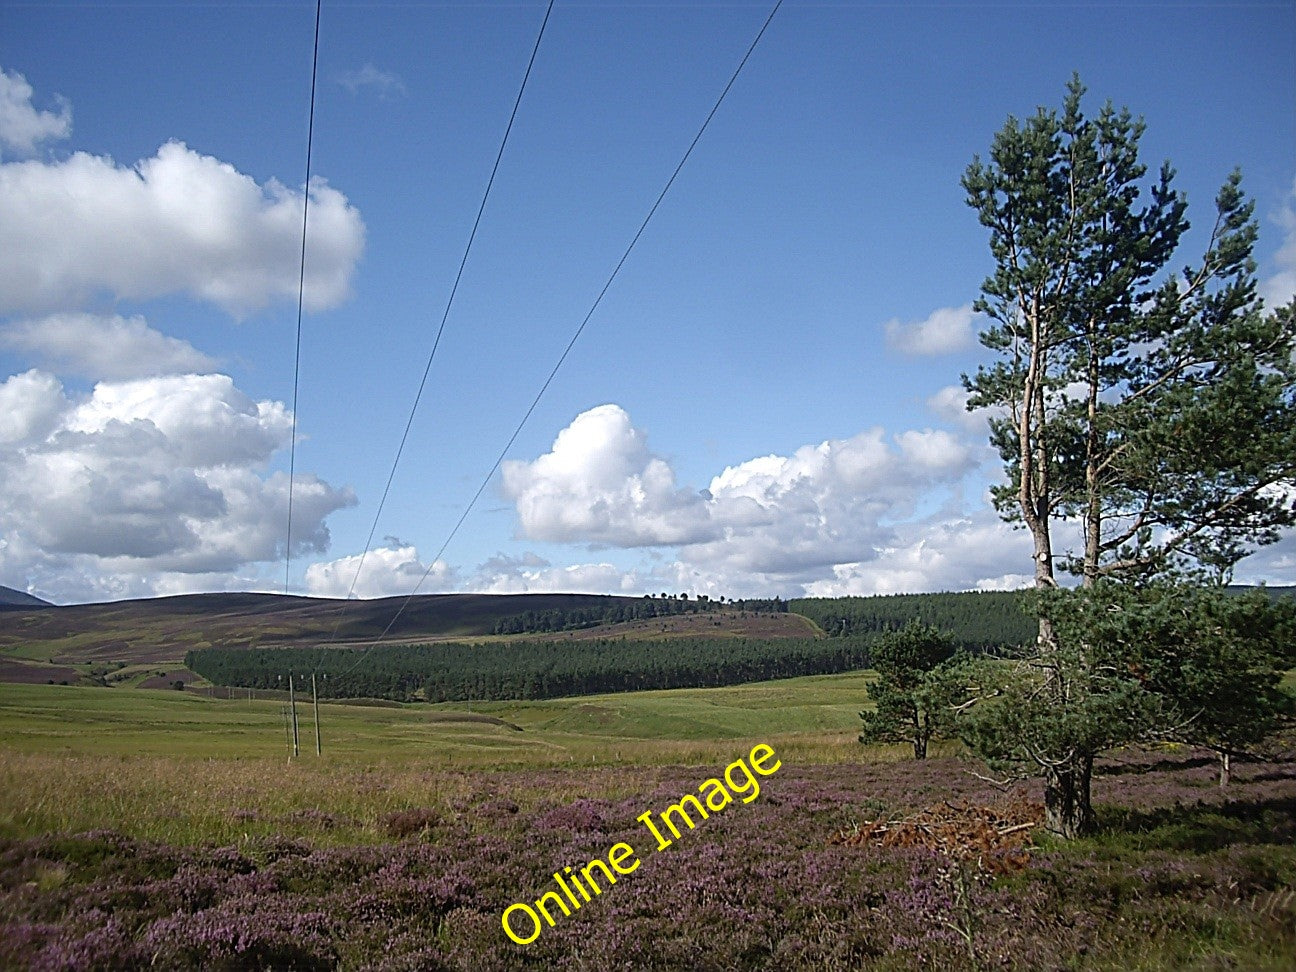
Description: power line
xmin=368 ymin=0 xmax=785 ymax=647
xmin=285 ymin=0 xmax=324 ymax=595
xmin=325 ymin=0 xmax=555 ymax=641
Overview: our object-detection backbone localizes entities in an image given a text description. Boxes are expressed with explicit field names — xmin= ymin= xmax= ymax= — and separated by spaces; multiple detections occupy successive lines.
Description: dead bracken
xmin=828 ymin=796 xmax=1044 ymax=874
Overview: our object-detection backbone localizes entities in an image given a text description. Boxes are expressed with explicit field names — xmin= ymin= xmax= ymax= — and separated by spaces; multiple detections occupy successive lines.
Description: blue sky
xmin=1 ymin=0 xmax=1293 ymax=603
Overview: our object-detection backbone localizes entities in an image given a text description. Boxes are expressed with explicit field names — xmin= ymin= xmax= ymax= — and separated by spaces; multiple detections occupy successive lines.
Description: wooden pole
xmin=312 ymin=671 xmax=321 ymax=756
xmin=289 ymin=672 xmax=300 ymax=757
xmin=281 ymin=700 xmax=292 ymax=761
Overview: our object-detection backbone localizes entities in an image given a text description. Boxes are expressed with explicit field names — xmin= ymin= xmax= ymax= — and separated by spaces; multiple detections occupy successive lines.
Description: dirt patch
xmin=422 ymin=711 xmax=523 ymax=730
xmin=0 ymin=658 xmax=81 ymax=685
xmin=137 ymin=668 xmax=199 ymax=690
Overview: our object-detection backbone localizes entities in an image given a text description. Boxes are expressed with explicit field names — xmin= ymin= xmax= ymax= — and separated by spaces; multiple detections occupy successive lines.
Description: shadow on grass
xmin=1096 ymin=795 xmax=1296 ymax=852
xmin=1097 ymin=754 xmax=1218 ymax=776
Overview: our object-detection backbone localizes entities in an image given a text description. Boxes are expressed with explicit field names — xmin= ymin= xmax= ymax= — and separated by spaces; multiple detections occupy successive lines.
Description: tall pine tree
xmin=959 ymin=76 xmax=1296 ymax=837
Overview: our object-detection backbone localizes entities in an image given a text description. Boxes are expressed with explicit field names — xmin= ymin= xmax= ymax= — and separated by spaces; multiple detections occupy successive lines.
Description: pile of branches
xmin=829 ymin=795 xmax=1043 ymax=874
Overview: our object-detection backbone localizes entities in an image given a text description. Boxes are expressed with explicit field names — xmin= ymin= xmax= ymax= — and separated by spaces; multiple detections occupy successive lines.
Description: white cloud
xmin=0 ymin=370 xmax=354 ymax=599
xmin=304 ymin=547 xmax=648 ymax=598
xmin=338 ymin=64 xmax=407 ymax=99
xmin=305 ymin=545 xmax=455 ymax=599
xmin=1261 ymin=176 xmax=1296 ymax=309
xmin=0 ymin=68 xmax=70 ymax=157
xmin=2 ymin=313 xmax=218 ymax=379
xmin=926 ymin=383 xmax=999 ymax=435
xmin=0 ymin=72 xmax=362 ymax=603
xmin=501 ymin=404 xmax=714 ymax=547
xmin=468 ymin=552 xmax=646 ymax=595
xmin=975 ymin=573 xmax=1034 ymax=592
xmin=1231 ymin=533 xmax=1296 ymax=587
xmin=884 ymin=303 xmax=979 ymax=355
xmin=502 ymin=405 xmax=979 ymax=590
xmin=0 ymin=369 xmax=66 ymax=444
xmin=802 ymin=512 xmax=1034 ymax=597
xmin=0 ymin=140 xmax=364 ymax=315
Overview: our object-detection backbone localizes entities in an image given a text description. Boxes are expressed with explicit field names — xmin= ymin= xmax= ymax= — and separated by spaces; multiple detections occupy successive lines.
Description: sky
xmin=1 ymin=0 xmax=1294 ymax=605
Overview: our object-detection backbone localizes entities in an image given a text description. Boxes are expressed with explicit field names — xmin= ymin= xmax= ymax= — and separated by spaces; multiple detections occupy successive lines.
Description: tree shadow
xmin=1098 ymin=795 xmax=1296 ymax=851
xmin=1098 ymin=754 xmax=1216 ymax=777
xmin=1098 ymin=749 xmax=1296 ymax=778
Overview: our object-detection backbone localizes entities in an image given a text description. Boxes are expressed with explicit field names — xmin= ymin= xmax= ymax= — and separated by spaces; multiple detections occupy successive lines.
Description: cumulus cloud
xmin=0 ymin=71 xmax=362 ymax=602
xmin=884 ymin=303 xmax=979 ymax=355
xmin=0 ymin=68 xmax=71 ymax=156
xmin=501 ymin=404 xmax=713 ymax=547
xmin=0 ymin=370 xmax=354 ymax=598
xmin=304 ymin=547 xmax=649 ymax=598
xmin=682 ymin=427 xmax=975 ymax=585
xmin=338 ymin=64 xmax=407 ymax=99
xmin=0 ymin=369 xmax=65 ymax=444
xmin=0 ymin=140 xmax=365 ymax=315
xmin=502 ymin=405 xmax=979 ymax=590
xmin=468 ymin=552 xmax=647 ymax=595
xmin=2 ymin=313 xmax=218 ymax=379
xmin=305 ymin=545 xmax=455 ymax=599
xmin=1261 ymin=176 xmax=1296 ymax=309
xmin=802 ymin=512 xmax=1033 ymax=597
xmin=926 ymin=383 xmax=1002 ymax=436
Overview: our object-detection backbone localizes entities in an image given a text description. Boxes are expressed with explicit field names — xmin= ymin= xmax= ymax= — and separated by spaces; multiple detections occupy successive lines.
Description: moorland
xmin=0 ymin=592 xmax=1293 ymax=969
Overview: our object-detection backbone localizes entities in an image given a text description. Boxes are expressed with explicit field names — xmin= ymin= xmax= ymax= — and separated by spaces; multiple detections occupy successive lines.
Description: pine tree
xmin=959 ymin=76 xmax=1296 ymax=837
xmin=858 ymin=622 xmax=961 ymax=760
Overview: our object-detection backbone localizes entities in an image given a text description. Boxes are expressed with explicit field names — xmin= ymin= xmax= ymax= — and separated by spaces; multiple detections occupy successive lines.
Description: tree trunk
xmin=913 ymin=735 xmax=928 ymax=760
xmin=1083 ymin=326 xmax=1102 ymax=587
xmin=1218 ymin=751 xmax=1231 ymax=787
xmin=1043 ymin=757 xmax=1095 ymax=838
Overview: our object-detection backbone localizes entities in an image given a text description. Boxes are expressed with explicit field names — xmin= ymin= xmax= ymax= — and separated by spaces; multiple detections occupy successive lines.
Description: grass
xmin=0 ymin=675 xmax=888 ymax=846
xmin=0 ymin=671 xmax=881 ymax=757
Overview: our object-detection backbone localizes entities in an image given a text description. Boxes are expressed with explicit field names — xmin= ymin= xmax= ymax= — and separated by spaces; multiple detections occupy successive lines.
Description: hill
xmin=0 ymin=591 xmax=794 ymax=675
xmin=0 ymin=585 xmax=51 ymax=609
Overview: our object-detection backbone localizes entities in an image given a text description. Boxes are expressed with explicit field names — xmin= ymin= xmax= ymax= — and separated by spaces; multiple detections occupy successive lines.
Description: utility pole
xmin=281 ymin=699 xmax=292 ymax=761
xmin=291 ymin=673 xmax=300 ymax=756
xmin=312 ymin=671 xmax=321 ymax=756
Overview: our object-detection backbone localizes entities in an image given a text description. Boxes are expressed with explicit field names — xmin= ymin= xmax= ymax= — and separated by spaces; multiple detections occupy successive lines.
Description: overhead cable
xmin=285 ymin=0 xmax=324 ymax=595
xmin=371 ymin=0 xmax=785 ymax=645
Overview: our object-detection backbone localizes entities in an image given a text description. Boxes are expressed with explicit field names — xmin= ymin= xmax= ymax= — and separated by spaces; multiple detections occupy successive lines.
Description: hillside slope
xmin=0 ymin=592 xmax=795 ymax=672
xmin=0 ymin=585 xmax=51 ymax=609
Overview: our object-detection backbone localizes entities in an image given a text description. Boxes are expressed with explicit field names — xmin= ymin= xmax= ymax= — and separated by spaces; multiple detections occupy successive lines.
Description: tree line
xmin=489 ymin=594 xmax=787 ymax=635
xmin=789 ymin=591 xmax=1036 ymax=649
xmin=186 ymin=633 xmax=871 ymax=703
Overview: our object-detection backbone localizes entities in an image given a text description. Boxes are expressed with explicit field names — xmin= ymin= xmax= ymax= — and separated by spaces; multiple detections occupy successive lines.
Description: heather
xmin=2 ymin=752 xmax=1294 ymax=970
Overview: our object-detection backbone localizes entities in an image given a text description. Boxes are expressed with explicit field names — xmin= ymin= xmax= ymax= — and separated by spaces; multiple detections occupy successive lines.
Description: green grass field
xmin=0 ymin=670 xmax=879 ymax=756
xmin=0 ymin=673 xmax=914 ymax=847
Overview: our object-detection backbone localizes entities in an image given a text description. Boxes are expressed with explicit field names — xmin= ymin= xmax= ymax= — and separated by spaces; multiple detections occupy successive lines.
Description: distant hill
xmin=0 ymin=591 xmax=776 ymax=669
xmin=3 ymin=584 xmax=1290 ymax=685
xmin=0 ymin=585 xmax=51 ymax=609
xmin=1230 ymin=584 xmax=1296 ymax=600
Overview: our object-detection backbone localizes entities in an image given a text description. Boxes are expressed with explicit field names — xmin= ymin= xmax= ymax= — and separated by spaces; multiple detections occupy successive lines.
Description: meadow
xmin=1 ymin=678 xmax=1294 ymax=970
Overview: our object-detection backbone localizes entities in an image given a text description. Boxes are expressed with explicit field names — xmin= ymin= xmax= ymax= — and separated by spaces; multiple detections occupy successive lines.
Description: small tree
xmin=963 ymin=584 xmax=1294 ymax=799
xmin=1137 ymin=586 xmax=1296 ymax=785
xmin=859 ymin=622 xmax=961 ymax=759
